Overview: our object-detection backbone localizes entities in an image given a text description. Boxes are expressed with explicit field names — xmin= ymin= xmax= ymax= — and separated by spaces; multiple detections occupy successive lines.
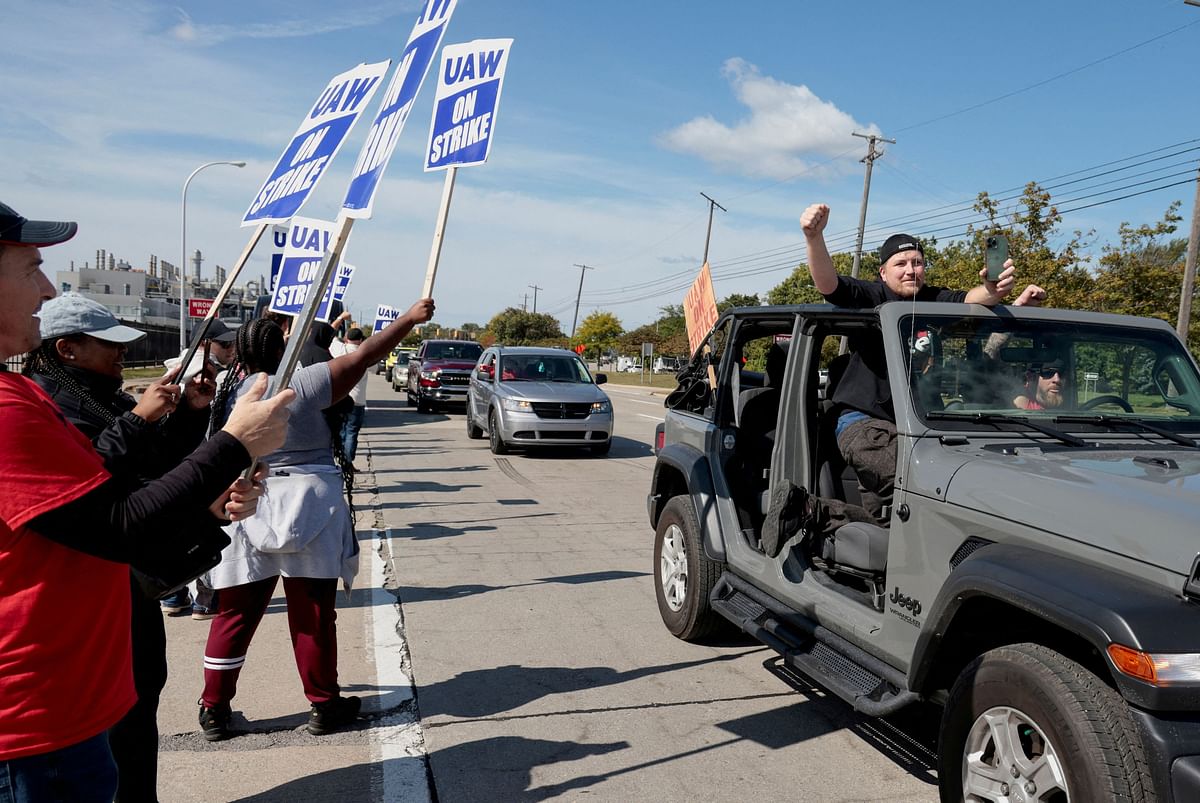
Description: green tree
xmin=1092 ymin=203 xmax=1197 ymax=351
xmin=717 ymin=292 xmax=761 ymax=313
xmin=575 ymin=310 xmax=623 ymax=361
xmin=485 ymin=307 xmax=565 ymax=345
xmin=930 ymin=183 xmax=1093 ymax=308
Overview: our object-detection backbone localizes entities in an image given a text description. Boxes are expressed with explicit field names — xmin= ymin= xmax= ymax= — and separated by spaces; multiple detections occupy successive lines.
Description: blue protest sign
xmin=425 ymin=39 xmax=513 ymax=171
xmin=373 ymin=304 xmax=400 ymax=333
xmin=268 ymin=217 xmax=346 ymax=320
xmin=332 ymin=263 xmax=355 ymax=302
xmin=268 ymin=225 xmax=289 ymax=291
xmin=342 ymin=0 xmax=459 ymax=219
xmin=243 ymin=61 xmax=390 ymax=226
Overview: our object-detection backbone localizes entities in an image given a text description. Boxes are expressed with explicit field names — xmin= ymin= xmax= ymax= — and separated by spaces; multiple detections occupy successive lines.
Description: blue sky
xmin=4 ymin=0 xmax=1199 ymax=332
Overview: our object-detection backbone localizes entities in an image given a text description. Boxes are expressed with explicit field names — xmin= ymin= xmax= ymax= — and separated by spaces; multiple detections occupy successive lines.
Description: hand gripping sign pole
xmin=419 ymin=38 xmax=513 ymax=296
xmin=174 ymin=61 xmax=388 ymax=381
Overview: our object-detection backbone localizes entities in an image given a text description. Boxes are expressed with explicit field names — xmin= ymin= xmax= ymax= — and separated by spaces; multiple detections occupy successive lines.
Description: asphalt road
xmin=153 ymin=374 xmax=941 ymax=801
xmin=375 ymin=378 xmax=942 ymax=802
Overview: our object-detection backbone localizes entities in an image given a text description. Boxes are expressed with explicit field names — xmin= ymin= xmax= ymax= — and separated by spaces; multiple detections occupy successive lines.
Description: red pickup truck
xmin=405 ymin=339 xmax=484 ymax=413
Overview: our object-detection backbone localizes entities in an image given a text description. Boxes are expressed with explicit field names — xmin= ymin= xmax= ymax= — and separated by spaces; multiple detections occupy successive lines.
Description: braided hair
xmin=22 ymin=337 xmax=123 ymax=426
xmin=212 ymin=317 xmax=357 ymax=525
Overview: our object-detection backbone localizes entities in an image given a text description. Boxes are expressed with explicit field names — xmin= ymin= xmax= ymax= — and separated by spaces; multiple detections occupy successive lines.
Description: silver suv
xmin=466 ymin=346 xmax=613 ymax=455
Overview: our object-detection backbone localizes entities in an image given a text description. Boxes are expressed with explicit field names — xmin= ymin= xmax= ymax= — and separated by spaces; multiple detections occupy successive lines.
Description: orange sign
xmin=683 ymin=262 xmax=718 ymax=355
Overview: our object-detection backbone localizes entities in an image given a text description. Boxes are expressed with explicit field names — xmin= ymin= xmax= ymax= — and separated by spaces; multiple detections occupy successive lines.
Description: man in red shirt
xmin=0 ymin=201 xmax=293 ymax=802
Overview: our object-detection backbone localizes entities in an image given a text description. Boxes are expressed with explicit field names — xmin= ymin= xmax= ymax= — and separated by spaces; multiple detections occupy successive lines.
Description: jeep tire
xmin=653 ymin=496 xmax=724 ymax=641
xmin=938 ymin=642 xmax=1151 ymax=803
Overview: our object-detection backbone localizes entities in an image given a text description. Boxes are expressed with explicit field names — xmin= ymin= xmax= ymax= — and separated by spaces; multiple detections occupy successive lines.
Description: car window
xmin=499 ymin=355 xmax=593 ymax=383
xmin=899 ymin=313 xmax=1200 ymax=428
xmin=425 ymin=342 xmax=483 ymax=360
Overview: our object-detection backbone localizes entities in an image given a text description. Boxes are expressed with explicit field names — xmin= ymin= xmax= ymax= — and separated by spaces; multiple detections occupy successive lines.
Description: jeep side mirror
xmin=595 ymin=373 xmax=607 ymax=385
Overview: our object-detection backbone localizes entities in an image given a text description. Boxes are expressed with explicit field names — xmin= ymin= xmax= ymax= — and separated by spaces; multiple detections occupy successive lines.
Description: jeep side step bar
xmin=711 ymin=572 xmax=919 ymax=716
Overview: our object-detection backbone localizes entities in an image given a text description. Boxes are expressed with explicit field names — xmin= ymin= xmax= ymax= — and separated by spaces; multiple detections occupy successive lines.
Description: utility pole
xmin=521 ymin=293 xmax=528 ymax=312
xmin=570 ymin=264 xmax=595 ymax=338
xmin=1178 ymin=166 xmax=1200 ymax=341
xmin=849 ymin=131 xmax=895 ymax=280
xmin=528 ymin=284 xmax=542 ymax=313
xmin=700 ymin=192 xmax=727 ymax=265
xmin=1177 ymin=2 xmax=1200 ymax=340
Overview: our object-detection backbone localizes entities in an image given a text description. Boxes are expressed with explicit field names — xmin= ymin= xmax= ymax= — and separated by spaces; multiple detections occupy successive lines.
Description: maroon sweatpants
xmin=201 ymin=575 xmax=340 ymax=707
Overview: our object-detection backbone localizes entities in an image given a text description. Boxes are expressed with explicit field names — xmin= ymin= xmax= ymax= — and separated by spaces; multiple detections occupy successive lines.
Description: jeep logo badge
xmin=889 ymin=587 xmax=922 ymax=616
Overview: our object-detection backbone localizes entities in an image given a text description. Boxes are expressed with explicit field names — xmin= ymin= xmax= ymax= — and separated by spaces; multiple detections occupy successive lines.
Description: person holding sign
xmin=198 ymin=297 xmax=434 ymax=740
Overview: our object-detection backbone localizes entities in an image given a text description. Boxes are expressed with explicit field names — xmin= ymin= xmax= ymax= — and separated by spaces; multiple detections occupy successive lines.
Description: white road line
xmin=638 ymin=413 xmax=664 ymax=420
xmin=368 ymin=530 xmax=431 ymax=803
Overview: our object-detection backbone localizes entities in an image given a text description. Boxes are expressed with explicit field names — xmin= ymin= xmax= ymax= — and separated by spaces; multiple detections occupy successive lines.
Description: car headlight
xmin=1108 ymin=644 xmax=1200 ymax=685
xmin=502 ymin=398 xmax=533 ymax=412
xmin=421 ymin=369 xmax=438 ymax=380
xmin=590 ymin=400 xmax=611 ymax=413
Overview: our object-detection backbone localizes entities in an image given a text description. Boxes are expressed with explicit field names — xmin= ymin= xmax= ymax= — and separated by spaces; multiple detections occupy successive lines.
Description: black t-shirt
xmin=824 ymin=275 xmax=966 ymax=422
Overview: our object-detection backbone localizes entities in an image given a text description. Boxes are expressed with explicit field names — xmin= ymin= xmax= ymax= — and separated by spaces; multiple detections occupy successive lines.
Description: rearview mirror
xmin=595 ymin=373 xmax=607 ymax=385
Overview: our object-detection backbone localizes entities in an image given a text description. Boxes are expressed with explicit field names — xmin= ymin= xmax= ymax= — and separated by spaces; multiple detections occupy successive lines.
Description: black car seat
xmin=737 ymin=342 xmax=789 ymax=477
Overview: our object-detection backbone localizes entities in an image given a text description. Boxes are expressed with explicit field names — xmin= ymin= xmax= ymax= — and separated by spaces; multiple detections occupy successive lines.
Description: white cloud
xmin=661 ymin=57 xmax=881 ymax=180
xmin=168 ymin=3 xmax=412 ymax=46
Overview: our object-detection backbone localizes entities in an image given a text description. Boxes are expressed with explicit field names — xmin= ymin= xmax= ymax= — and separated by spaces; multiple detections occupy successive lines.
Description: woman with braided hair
xmin=199 ymin=297 xmax=435 ymax=740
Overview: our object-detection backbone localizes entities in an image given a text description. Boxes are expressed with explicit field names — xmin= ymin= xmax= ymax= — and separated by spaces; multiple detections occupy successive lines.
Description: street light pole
xmin=181 ymin=160 xmax=245 ymax=350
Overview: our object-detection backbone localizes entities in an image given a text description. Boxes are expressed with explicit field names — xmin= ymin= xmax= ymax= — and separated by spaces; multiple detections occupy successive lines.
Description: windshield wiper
xmin=927 ymin=411 xmax=1088 ymax=448
xmin=1054 ymin=414 xmax=1199 ymax=449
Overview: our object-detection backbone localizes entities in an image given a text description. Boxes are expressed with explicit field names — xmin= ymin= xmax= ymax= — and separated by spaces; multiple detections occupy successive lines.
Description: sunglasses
xmin=1037 ymin=367 xmax=1063 ymax=379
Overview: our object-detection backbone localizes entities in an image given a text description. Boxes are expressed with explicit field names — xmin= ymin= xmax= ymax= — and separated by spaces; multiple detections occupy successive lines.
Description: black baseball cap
xmin=205 ymin=319 xmax=238 ymax=344
xmin=878 ymin=233 xmax=923 ymax=266
xmin=0 ymin=201 xmax=78 ymax=246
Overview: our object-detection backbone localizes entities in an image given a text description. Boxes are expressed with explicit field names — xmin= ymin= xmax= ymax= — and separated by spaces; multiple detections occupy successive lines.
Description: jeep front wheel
xmin=939 ymin=642 xmax=1151 ymax=803
xmin=653 ymin=496 xmax=724 ymax=641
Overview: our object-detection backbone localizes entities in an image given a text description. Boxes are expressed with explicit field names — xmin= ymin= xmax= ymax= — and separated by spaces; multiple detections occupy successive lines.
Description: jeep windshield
xmin=898 ymin=312 xmax=1200 ymax=437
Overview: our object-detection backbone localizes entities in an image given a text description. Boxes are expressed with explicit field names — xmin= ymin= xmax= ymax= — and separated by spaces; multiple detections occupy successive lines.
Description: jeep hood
xmin=944 ymin=446 xmax=1200 ymax=575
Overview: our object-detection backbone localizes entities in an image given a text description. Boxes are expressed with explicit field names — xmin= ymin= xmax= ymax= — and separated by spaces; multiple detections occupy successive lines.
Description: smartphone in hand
xmin=985 ymin=234 xmax=1009 ymax=282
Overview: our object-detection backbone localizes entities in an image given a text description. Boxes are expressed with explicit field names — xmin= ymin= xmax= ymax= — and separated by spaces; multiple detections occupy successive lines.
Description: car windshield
xmin=396 ymin=353 xmax=411 ymax=365
xmin=898 ymin=313 xmax=1200 ymax=433
xmin=498 ymin=354 xmax=593 ymax=383
xmin=425 ymin=342 xmax=483 ymax=361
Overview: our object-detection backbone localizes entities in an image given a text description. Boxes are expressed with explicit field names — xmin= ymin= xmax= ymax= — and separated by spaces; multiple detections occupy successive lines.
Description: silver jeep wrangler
xmin=649 ymin=301 xmax=1200 ymax=802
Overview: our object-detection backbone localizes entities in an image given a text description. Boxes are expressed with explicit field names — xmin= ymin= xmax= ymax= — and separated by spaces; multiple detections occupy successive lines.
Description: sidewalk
xmin=155 ymin=460 xmax=429 ymax=802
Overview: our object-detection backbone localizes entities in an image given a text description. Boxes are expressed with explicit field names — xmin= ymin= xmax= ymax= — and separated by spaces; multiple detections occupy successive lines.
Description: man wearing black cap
xmin=0 ymin=200 xmax=292 ymax=803
xmin=799 ymin=202 xmax=1020 ymax=525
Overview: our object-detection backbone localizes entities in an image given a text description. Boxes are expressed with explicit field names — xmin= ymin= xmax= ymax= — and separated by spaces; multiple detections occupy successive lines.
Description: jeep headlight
xmin=590 ymin=400 xmax=611 ymax=414
xmin=1108 ymin=644 xmax=1200 ymax=685
xmin=502 ymin=398 xmax=533 ymax=412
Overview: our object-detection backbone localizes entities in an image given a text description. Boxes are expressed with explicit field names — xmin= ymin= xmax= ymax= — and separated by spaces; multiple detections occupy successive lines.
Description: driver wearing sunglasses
xmin=1015 ymin=358 xmax=1068 ymax=410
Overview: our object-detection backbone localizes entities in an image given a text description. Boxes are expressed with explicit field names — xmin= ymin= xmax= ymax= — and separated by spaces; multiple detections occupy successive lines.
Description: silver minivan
xmin=466 ymin=346 xmax=613 ymax=455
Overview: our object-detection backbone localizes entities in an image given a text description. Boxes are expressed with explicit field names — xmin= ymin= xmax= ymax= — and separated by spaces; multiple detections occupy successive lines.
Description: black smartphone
xmin=985 ymin=234 xmax=1009 ymax=282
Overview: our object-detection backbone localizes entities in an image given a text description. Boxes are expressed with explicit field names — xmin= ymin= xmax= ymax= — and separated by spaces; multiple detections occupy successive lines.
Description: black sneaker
xmin=306 ymin=695 xmax=362 ymax=735
xmin=198 ymin=700 xmax=232 ymax=742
